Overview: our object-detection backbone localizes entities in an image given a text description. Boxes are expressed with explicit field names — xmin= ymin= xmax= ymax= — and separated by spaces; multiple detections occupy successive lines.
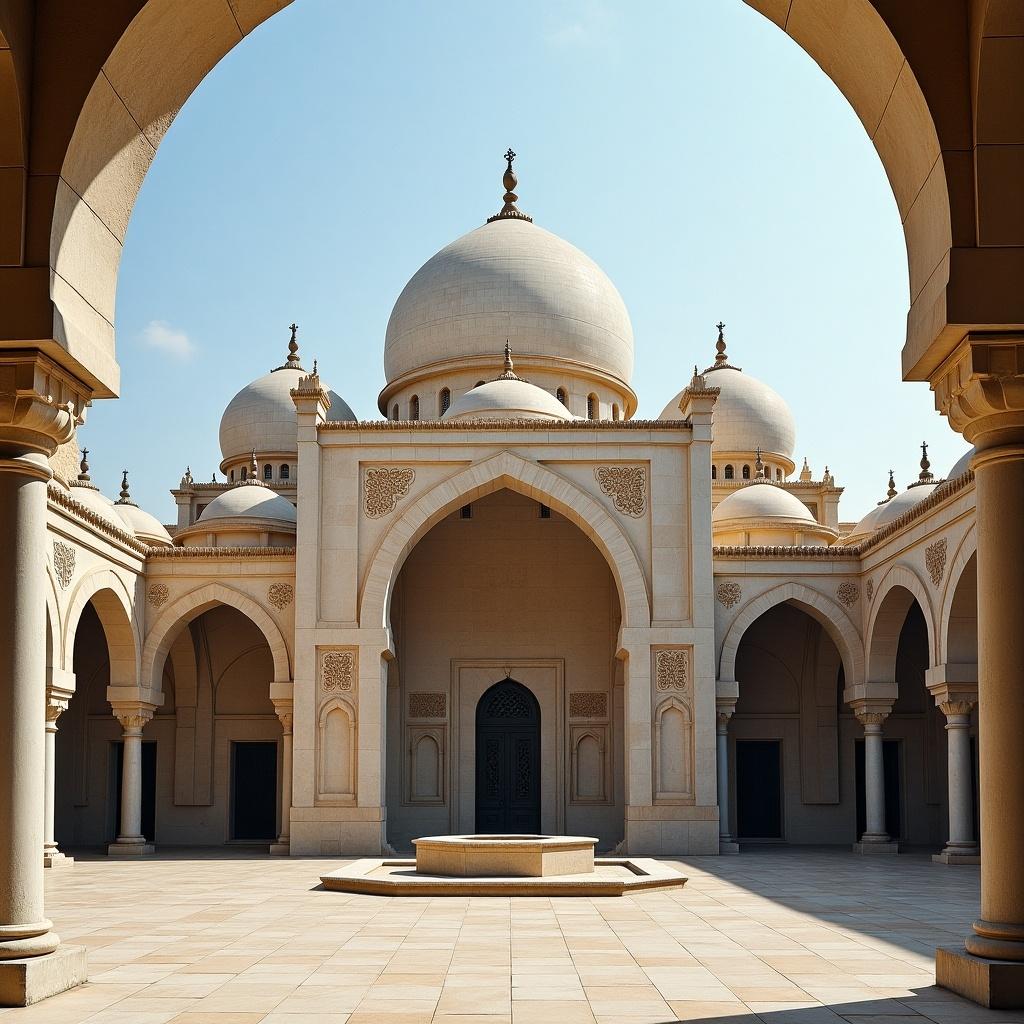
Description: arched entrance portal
xmin=475 ymin=680 xmax=541 ymax=834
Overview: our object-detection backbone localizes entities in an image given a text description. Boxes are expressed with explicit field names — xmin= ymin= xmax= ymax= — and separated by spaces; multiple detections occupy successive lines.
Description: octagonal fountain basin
xmin=413 ymin=834 xmax=597 ymax=878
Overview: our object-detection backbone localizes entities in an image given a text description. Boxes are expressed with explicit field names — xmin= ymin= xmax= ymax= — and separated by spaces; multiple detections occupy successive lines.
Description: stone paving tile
xmin=0 ymin=848 xmax=1017 ymax=1022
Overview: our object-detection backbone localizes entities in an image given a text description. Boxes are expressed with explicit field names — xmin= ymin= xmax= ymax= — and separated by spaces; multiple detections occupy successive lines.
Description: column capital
xmin=850 ymin=699 xmax=892 ymax=729
xmin=931 ymin=332 xmax=1024 ymax=448
xmin=45 ymin=681 xmax=73 ymax=725
xmin=272 ymin=698 xmax=294 ymax=733
xmin=939 ymin=699 xmax=976 ymax=721
xmin=0 ymin=351 xmax=90 ymax=457
xmin=111 ymin=702 xmax=156 ymax=733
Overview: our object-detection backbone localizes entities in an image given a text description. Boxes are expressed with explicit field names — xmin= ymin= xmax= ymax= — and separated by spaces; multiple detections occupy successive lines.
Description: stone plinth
xmin=0 ymin=946 xmax=88 ymax=1006
xmin=937 ymin=946 xmax=1024 ymax=1009
xmin=413 ymin=834 xmax=597 ymax=878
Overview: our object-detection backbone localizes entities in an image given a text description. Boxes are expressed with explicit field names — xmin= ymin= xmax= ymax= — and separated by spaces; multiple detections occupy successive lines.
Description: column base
xmin=852 ymin=840 xmax=899 ymax=855
xmin=719 ymin=840 xmax=739 ymax=854
xmin=107 ymin=841 xmax=155 ymax=857
xmin=269 ymin=841 xmax=291 ymax=856
xmin=42 ymin=851 xmax=73 ymax=870
xmin=937 ymin=945 xmax=1024 ymax=1009
xmin=0 ymin=945 xmax=88 ymax=1007
xmin=932 ymin=847 xmax=980 ymax=865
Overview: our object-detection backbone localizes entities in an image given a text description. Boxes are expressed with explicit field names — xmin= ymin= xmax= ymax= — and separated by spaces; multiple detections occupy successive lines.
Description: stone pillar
xmin=107 ymin=705 xmax=155 ymax=856
xmin=852 ymin=708 xmax=898 ymax=854
xmin=933 ymin=700 xmax=980 ymax=864
xmin=271 ymin=700 xmax=293 ymax=856
xmin=43 ymin=687 xmax=73 ymax=869
xmin=716 ymin=704 xmax=738 ymax=854
xmin=932 ymin=336 xmax=1024 ymax=1005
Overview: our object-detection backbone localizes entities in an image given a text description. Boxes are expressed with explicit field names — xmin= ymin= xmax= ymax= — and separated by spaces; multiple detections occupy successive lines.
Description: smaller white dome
xmin=713 ymin=482 xmax=816 ymax=525
xmin=198 ymin=484 xmax=297 ymax=525
xmin=113 ymin=503 xmax=173 ymax=546
xmin=948 ymin=447 xmax=974 ymax=478
xmin=70 ymin=484 xmax=134 ymax=535
xmin=844 ymin=483 xmax=938 ymax=544
xmin=443 ymin=361 xmax=573 ymax=421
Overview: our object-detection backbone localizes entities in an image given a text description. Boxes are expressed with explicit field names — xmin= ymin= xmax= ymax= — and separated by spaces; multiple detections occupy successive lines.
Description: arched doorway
xmin=475 ymin=679 xmax=541 ymax=834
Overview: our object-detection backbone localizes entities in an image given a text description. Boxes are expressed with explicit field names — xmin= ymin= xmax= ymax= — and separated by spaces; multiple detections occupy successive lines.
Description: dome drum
xmin=711 ymin=481 xmax=837 ymax=546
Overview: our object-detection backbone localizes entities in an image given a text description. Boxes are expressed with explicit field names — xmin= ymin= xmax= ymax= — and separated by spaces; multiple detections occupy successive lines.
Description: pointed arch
xmin=865 ymin=563 xmax=937 ymax=683
xmin=141 ymin=581 xmax=290 ymax=692
xmin=939 ymin=526 xmax=978 ymax=666
xmin=359 ymin=450 xmax=651 ymax=630
xmin=719 ymin=581 xmax=863 ymax=686
xmin=63 ymin=568 xmax=140 ymax=686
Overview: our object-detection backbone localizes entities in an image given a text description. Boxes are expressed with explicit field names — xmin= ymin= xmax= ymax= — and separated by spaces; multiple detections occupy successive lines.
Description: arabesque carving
xmin=837 ymin=581 xmax=859 ymax=607
xmin=268 ymin=582 xmax=294 ymax=610
xmin=321 ymin=649 xmax=355 ymax=692
xmin=595 ymin=465 xmax=646 ymax=517
xmin=53 ymin=541 xmax=75 ymax=590
xmin=926 ymin=538 xmax=947 ymax=587
xmin=569 ymin=692 xmax=608 ymax=718
xmin=147 ymin=583 xmax=169 ymax=608
xmin=715 ymin=581 xmax=741 ymax=608
xmin=364 ymin=467 xmax=415 ymax=518
xmin=408 ymin=692 xmax=447 ymax=719
xmin=655 ymin=649 xmax=689 ymax=692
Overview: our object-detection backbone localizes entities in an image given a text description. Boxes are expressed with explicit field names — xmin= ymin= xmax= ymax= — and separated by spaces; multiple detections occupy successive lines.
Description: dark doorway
xmin=855 ymin=739 xmax=902 ymax=839
xmin=736 ymin=740 xmax=783 ymax=839
xmin=232 ymin=742 xmax=278 ymax=841
xmin=113 ymin=741 xmax=157 ymax=841
xmin=475 ymin=679 xmax=541 ymax=833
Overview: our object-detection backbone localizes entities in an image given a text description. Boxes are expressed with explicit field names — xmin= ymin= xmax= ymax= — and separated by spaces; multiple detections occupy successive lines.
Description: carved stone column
xmin=271 ymin=700 xmax=293 ymax=856
xmin=43 ymin=688 xmax=73 ymax=869
xmin=933 ymin=700 xmax=980 ymax=864
xmin=108 ymin=705 xmax=156 ymax=856
xmin=932 ymin=334 xmax=1024 ymax=1004
xmin=716 ymin=703 xmax=738 ymax=854
xmin=0 ymin=352 xmax=88 ymax=997
xmin=852 ymin=707 xmax=898 ymax=854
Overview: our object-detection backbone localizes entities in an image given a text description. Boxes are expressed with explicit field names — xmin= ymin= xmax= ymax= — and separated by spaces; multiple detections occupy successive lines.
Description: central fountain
xmin=320 ymin=833 xmax=686 ymax=896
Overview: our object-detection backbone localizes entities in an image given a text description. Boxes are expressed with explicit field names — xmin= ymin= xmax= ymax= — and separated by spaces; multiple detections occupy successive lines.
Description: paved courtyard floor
xmin=2 ymin=847 xmax=1019 ymax=1023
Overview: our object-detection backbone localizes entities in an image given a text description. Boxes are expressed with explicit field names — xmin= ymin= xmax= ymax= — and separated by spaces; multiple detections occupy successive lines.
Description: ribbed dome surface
xmin=219 ymin=366 xmax=355 ymax=462
xmin=197 ymin=485 xmax=297 ymax=525
xmin=384 ymin=218 xmax=634 ymax=385
xmin=662 ymin=365 xmax=796 ymax=458
xmin=712 ymin=483 xmax=815 ymax=524
xmin=443 ymin=378 xmax=573 ymax=421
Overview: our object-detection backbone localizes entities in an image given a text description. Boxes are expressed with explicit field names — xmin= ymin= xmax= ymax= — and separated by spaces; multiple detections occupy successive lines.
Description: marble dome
xmin=219 ymin=334 xmax=356 ymax=463
xmin=948 ymin=447 xmax=974 ymax=478
xmin=383 ymin=217 xmax=634 ymax=387
xmin=197 ymin=483 xmax=297 ymax=525
xmin=843 ymin=482 xmax=939 ymax=544
xmin=712 ymin=482 xmax=816 ymax=525
xmin=661 ymin=334 xmax=796 ymax=460
xmin=113 ymin=503 xmax=172 ymax=546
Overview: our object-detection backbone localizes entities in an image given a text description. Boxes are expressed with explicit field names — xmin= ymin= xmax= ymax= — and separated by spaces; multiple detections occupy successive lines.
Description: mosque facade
xmin=43 ymin=155 xmax=979 ymax=862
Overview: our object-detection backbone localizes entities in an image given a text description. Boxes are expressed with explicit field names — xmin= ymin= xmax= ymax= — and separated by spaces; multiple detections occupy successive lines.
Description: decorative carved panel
xmin=926 ymin=538 xmax=947 ymax=586
xmin=866 ymin=578 xmax=874 ymax=601
xmin=320 ymin=649 xmax=355 ymax=693
xmin=53 ymin=541 xmax=75 ymax=590
xmin=408 ymin=691 xmax=447 ymax=719
xmin=147 ymin=582 xmax=169 ymax=607
xmin=594 ymin=465 xmax=646 ymax=517
xmin=569 ymin=691 xmax=608 ymax=719
xmin=655 ymin=648 xmax=689 ymax=692
xmin=716 ymin=581 xmax=741 ymax=608
xmin=836 ymin=581 xmax=859 ymax=607
xmin=363 ymin=466 xmax=415 ymax=518
xmin=268 ymin=582 xmax=293 ymax=609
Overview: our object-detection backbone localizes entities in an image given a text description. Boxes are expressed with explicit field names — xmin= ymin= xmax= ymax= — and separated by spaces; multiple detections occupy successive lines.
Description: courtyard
xmin=1 ymin=848 xmax=1013 ymax=1024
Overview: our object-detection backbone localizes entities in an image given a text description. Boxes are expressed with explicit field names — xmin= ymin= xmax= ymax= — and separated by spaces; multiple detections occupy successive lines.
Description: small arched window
xmin=711 ymin=464 xmax=717 ymax=480
xmin=410 ymin=395 xmax=419 ymax=420
xmin=556 ymin=387 xmax=568 ymax=406
xmin=280 ymin=464 xmax=290 ymax=480
xmin=476 ymin=380 xmax=486 ymax=388
xmin=776 ymin=467 xmax=782 ymax=480
xmin=439 ymin=387 xmax=451 ymax=415
xmin=263 ymin=464 xmax=273 ymax=480
xmin=587 ymin=394 xmax=598 ymax=420
xmin=742 ymin=464 xmax=750 ymax=480
xmin=240 ymin=465 xmax=247 ymax=481
xmin=724 ymin=465 xmax=734 ymax=480
xmin=229 ymin=470 xmax=235 ymax=482
xmin=392 ymin=404 xmax=399 ymax=420
xmin=612 ymin=403 xmax=620 ymax=421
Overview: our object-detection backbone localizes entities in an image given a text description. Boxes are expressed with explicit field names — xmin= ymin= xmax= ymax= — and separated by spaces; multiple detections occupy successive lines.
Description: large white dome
xmin=384 ymin=217 xmax=634 ymax=386
xmin=219 ymin=335 xmax=356 ymax=463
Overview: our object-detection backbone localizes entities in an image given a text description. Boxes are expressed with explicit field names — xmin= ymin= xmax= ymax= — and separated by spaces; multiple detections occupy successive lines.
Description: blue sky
xmin=85 ymin=0 xmax=969 ymax=521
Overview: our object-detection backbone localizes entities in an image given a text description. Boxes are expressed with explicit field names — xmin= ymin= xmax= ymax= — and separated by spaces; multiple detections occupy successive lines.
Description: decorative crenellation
xmin=268 ymin=582 xmax=294 ymax=610
xmin=408 ymin=692 xmax=447 ymax=719
xmin=364 ymin=467 xmax=415 ymax=518
xmin=866 ymin=578 xmax=874 ymax=601
xmin=595 ymin=465 xmax=647 ymax=517
xmin=147 ymin=546 xmax=296 ymax=558
xmin=48 ymin=484 xmax=148 ymax=554
xmin=569 ymin=691 xmax=608 ymax=719
xmin=655 ymin=649 xmax=689 ymax=692
xmin=147 ymin=583 xmax=169 ymax=608
xmin=322 ymin=418 xmax=693 ymax=431
xmin=715 ymin=581 xmax=741 ymax=608
xmin=320 ymin=649 xmax=356 ymax=693
xmin=52 ymin=540 xmax=75 ymax=589
xmin=836 ymin=581 xmax=859 ymax=607
xmin=926 ymin=538 xmax=948 ymax=587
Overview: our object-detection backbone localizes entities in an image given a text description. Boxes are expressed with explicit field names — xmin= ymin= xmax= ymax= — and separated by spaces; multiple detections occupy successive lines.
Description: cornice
xmin=319 ymin=418 xmax=692 ymax=432
xmin=713 ymin=544 xmax=857 ymax=560
xmin=146 ymin=546 xmax=297 ymax=559
xmin=48 ymin=483 xmax=149 ymax=555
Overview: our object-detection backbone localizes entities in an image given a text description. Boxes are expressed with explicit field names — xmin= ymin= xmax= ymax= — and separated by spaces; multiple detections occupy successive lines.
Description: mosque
xmin=43 ymin=153 xmax=979 ymax=863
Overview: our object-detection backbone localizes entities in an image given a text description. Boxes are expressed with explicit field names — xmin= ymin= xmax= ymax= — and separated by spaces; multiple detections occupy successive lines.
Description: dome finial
xmin=486 ymin=148 xmax=533 ymax=224
xmin=754 ymin=446 xmax=765 ymax=480
xmin=496 ymin=340 xmax=521 ymax=381
xmin=251 ymin=449 xmax=258 ymax=478
xmin=78 ymin=448 xmax=90 ymax=483
xmin=799 ymin=457 xmax=811 ymax=482
xmin=715 ymin=322 xmax=727 ymax=365
xmin=887 ymin=468 xmax=897 ymax=499
xmin=919 ymin=440 xmax=933 ymax=482
xmin=287 ymin=323 xmax=300 ymax=367
xmin=116 ymin=469 xmax=137 ymax=506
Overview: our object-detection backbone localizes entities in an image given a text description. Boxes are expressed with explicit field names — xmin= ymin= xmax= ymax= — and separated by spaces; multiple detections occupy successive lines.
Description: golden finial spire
xmin=487 ymin=149 xmax=533 ymax=224
xmin=496 ymin=340 xmax=522 ymax=381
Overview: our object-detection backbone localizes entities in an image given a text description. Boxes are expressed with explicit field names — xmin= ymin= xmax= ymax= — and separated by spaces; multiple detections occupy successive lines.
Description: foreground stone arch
xmin=63 ymin=568 xmax=139 ymax=687
xmin=359 ymin=450 xmax=651 ymax=632
xmin=865 ymin=563 xmax=937 ymax=683
xmin=141 ymin=581 xmax=291 ymax=691
xmin=939 ymin=527 xmax=978 ymax=665
xmin=718 ymin=580 xmax=863 ymax=686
